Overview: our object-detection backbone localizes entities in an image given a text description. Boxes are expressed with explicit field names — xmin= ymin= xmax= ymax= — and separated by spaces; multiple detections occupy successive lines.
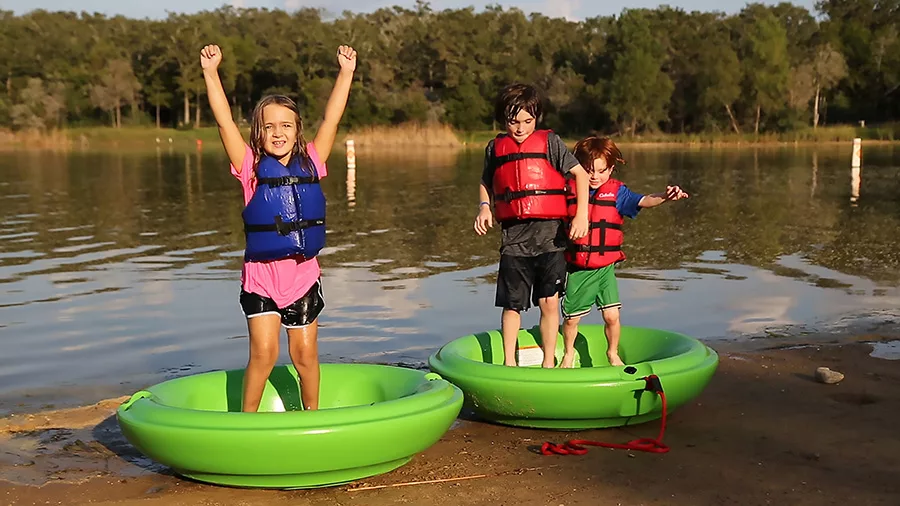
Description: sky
xmin=1 ymin=0 xmax=819 ymax=22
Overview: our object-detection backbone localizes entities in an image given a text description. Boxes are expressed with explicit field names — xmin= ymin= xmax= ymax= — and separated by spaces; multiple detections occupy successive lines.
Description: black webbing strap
xmin=245 ymin=215 xmax=325 ymax=236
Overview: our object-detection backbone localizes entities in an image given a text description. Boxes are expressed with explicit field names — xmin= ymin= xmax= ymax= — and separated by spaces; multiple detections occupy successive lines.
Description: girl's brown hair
xmin=573 ymin=136 xmax=626 ymax=172
xmin=248 ymin=95 xmax=310 ymax=174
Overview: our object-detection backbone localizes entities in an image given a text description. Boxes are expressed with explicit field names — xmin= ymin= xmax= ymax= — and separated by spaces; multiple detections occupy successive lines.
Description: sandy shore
xmin=2 ymin=337 xmax=898 ymax=506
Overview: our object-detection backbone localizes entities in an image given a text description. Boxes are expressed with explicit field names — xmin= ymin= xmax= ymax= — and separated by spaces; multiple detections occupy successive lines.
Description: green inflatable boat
xmin=428 ymin=324 xmax=717 ymax=430
xmin=117 ymin=363 xmax=463 ymax=489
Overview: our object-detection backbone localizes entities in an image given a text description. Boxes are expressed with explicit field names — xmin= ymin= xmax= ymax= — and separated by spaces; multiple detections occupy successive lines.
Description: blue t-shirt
xmin=589 ymin=185 xmax=644 ymax=219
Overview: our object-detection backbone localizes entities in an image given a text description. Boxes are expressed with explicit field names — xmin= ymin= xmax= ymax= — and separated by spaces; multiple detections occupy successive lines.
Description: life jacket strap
xmin=569 ymin=219 xmax=622 ymax=253
xmin=257 ymin=175 xmax=319 ymax=187
xmin=569 ymin=244 xmax=622 ymax=253
xmin=567 ymin=198 xmax=616 ymax=206
xmin=589 ymin=221 xmax=622 ymax=230
xmin=245 ymin=216 xmax=326 ymax=236
xmin=493 ymin=152 xmax=549 ymax=165
xmin=497 ymin=188 xmax=567 ymax=202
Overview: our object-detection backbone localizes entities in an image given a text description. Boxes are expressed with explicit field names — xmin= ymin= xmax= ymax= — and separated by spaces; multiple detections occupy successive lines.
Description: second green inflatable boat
xmin=428 ymin=324 xmax=718 ymax=430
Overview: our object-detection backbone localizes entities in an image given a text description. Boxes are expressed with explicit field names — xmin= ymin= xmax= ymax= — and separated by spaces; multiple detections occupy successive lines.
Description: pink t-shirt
xmin=230 ymin=143 xmax=327 ymax=308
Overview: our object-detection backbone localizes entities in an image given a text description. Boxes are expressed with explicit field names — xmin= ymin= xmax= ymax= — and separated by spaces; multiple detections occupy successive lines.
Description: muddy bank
xmin=2 ymin=339 xmax=899 ymax=506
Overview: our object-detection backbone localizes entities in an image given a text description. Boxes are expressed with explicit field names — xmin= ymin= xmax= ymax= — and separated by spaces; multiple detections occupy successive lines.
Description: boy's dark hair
xmin=574 ymin=136 xmax=627 ymax=172
xmin=494 ymin=83 xmax=543 ymax=125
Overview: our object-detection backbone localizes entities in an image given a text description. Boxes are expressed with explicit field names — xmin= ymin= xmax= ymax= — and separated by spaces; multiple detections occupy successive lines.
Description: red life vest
xmin=491 ymin=129 xmax=568 ymax=222
xmin=565 ymin=178 xmax=626 ymax=269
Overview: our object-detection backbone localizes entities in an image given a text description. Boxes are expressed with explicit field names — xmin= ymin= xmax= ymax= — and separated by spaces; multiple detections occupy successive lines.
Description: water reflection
xmin=1 ymin=144 xmax=900 ymax=411
xmin=811 ymin=151 xmax=818 ymax=197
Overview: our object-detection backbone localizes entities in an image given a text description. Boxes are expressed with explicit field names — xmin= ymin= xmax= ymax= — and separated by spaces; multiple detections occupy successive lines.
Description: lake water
xmin=2 ymin=143 xmax=899 ymax=414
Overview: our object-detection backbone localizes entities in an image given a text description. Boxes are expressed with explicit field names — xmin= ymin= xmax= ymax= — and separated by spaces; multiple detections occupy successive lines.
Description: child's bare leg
xmin=537 ymin=295 xmax=560 ymax=368
xmin=561 ymin=315 xmax=580 ymax=368
xmin=287 ymin=320 xmax=320 ymax=410
xmin=501 ymin=308 xmax=521 ymax=366
xmin=243 ymin=314 xmax=281 ymax=412
xmin=602 ymin=307 xmax=623 ymax=366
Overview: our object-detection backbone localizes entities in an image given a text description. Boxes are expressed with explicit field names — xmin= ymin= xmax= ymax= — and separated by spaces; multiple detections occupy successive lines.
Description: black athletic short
xmin=239 ymin=280 xmax=325 ymax=328
xmin=495 ymin=251 xmax=566 ymax=311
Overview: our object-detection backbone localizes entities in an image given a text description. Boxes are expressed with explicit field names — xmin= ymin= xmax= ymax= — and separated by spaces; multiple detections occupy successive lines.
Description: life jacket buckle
xmin=273 ymin=215 xmax=292 ymax=236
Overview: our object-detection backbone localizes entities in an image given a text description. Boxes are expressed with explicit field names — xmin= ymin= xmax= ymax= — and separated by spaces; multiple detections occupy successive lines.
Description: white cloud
xmin=284 ymin=0 xmax=303 ymax=11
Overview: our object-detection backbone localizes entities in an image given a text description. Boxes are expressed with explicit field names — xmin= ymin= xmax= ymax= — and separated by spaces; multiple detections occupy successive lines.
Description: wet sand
xmin=2 ymin=337 xmax=898 ymax=506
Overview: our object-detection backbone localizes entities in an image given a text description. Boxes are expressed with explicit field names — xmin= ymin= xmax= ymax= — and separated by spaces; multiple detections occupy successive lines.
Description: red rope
xmin=540 ymin=375 xmax=670 ymax=456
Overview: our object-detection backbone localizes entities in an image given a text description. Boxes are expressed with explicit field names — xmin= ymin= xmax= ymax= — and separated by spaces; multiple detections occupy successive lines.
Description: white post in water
xmin=346 ymin=167 xmax=357 ymax=208
xmin=850 ymin=138 xmax=862 ymax=206
xmin=345 ymin=138 xmax=356 ymax=170
xmin=850 ymin=165 xmax=860 ymax=206
xmin=345 ymin=138 xmax=356 ymax=208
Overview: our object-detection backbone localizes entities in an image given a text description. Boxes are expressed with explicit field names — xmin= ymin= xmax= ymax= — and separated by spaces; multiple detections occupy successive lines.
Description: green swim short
xmin=562 ymin=264 xmax=621 ymax=319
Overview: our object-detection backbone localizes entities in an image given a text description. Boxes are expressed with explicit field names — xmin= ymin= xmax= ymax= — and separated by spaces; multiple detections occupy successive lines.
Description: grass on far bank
xmin=1 ymin=122 xmax=898 ymax=152
xmin=462 ymin=123 xmax=899 ymax=146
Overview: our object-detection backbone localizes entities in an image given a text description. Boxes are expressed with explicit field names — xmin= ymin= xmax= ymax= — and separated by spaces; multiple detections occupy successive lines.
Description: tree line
xmin=0 ymin=0 xmax=897 ymax=136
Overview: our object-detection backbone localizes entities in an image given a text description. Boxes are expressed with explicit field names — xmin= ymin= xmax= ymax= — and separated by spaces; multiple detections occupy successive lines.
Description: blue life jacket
xmin=242 ymin=154 xmax=326 ymax=262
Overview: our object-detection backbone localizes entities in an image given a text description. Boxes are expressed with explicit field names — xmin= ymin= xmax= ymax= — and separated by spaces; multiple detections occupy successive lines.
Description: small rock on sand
xmin=815 ymin=367 xmax=844 ymax=384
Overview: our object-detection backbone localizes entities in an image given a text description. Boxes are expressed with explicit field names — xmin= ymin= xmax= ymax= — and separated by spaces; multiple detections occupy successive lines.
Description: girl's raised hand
xmin=337 ymin=45 xmax=357 ymax=72
xmin=200 ymin=44 xmax=223 ymax=70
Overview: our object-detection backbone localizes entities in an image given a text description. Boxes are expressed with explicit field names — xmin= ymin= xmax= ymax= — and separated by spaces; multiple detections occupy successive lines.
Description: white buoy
xmin=345 ymin=138 xmax=356 ymax=170
xmin=851 ymin=138 xmax=861 ymax=168
xmin=346 ymin=167 xmax=357 ymax=208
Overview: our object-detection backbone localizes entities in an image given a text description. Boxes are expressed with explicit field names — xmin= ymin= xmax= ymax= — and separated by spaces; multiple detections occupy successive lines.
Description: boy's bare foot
xmin=560 ymin=352 xmax=576 ymax=368
xmin=504 ymin=360 xmax=518 ymax=367
xmin=607 ymin=352 xmax=624 ymax=367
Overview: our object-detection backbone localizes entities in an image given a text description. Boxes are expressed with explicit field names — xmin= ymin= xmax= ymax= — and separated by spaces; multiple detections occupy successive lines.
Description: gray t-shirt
xmin=481 ymin=131 xmax=580 ymax=257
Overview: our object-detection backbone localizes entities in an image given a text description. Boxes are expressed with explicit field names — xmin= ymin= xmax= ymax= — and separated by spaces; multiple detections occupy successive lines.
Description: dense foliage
xmin=0 ymin=1 xmax=897 ymax=135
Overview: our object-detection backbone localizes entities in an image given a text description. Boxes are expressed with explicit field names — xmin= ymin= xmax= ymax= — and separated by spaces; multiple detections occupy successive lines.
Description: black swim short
xmin=239 ymin=280 xmax=325 ymax=328
xmin=495 ymin=251 xmax=566 ymax=311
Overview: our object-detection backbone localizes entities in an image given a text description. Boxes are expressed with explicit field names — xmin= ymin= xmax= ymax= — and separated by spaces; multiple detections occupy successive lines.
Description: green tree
xmin=89 ymin=59 xmax=141 ymax=128
xmin=739 ymin=7 xmax=791 ymax=133
xmin=695 ymin=30 xmax=743 ymax=133
xmin=810 ymin=43 xmax=848 ymax=127
xmin=606 ymin=10 xmax=673 ymax=135
xmin=816 ymin=0 xmax=900 ymax=122
xmin=10 ymin=77 xmax=66 ymax=130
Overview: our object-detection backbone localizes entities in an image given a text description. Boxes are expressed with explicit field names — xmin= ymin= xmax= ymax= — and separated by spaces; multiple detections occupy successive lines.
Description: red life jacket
xmin=565 ymin=178 xmax=626 ymax=269
xmin=491 ymin=130 xmax=568 ymax=222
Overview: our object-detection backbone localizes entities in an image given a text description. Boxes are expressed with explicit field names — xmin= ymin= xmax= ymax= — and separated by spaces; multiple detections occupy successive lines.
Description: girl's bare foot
xmin=560 ymin=352 xmax=576 ymax=368
xmin=607 ymin=352 xmax=624 ymax=366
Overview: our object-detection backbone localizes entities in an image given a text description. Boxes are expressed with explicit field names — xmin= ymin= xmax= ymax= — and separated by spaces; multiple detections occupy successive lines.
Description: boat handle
xmin=120 ymin=390 xmax=152 ymax=411
xmin=424 ymin=372 xmax=443 ymax=381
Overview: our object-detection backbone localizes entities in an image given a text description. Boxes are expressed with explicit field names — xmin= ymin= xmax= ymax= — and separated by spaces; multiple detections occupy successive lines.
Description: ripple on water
xmin=47 ymin=225 xmax=94 ymax=233
xmin=53 ymin=241 xmax=116 ymax=254
xmin=0 ymin=231 xmax=38 ymax=240
xmin=0 ymin=250 xmax=44 ymax=260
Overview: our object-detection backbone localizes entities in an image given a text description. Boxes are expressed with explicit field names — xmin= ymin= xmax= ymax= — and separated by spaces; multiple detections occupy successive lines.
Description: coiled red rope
xmin=540 ymin=374 xmax=670 ymax=455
